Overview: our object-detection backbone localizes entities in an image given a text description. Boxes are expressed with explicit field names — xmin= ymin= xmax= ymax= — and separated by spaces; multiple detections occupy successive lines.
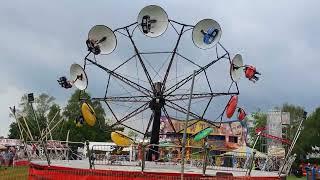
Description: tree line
xmin=8 ymin=90 xmax=320 ymax=163
xmin=8 ymin=90 xmax=122 ymax=143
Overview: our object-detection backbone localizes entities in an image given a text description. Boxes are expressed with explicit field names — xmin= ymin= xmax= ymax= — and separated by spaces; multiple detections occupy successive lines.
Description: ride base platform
xmin=29 ymin=160 xmax=285 ymax=180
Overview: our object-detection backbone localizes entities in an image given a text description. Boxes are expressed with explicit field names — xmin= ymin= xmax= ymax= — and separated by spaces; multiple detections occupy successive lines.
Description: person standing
xmin=306 ymin=163 xmax=311 ymax=180
xmin=311 ymin=165 xmax=317 ymax=180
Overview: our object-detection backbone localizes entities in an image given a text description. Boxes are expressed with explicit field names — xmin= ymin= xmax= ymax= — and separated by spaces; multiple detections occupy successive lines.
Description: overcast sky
xmin=1 ymin=0 xmax=320 ymax=137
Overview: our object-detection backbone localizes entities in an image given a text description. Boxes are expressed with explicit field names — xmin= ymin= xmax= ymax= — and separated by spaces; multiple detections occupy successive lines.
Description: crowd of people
xmin=293 ymin=163 xmax=320 ymax=179
xmin=0 ymin=147 xmax=16 ymax=167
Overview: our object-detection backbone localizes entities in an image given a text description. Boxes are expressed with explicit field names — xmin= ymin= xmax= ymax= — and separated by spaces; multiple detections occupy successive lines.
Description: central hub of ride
xmin=147 ymin=82 xmax=165 ymax=161
xmin=149 ymin=82 xmax=165 ymax=110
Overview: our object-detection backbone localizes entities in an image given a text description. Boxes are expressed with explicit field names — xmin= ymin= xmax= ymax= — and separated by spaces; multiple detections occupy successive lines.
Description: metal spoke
xmin=176 ymin=53 xmax=202 ymax=69
xmin=162 ymin=106 xmax=181 ymax=145
xmin=169 ymin=19 xmax=194 ymax=27
xmin=104 ymin=101 xmax=120 ymax=123
xmin=161 ymin=26 xmax=185 ymax=93
xmin=201 ymin=96 xmax=213 ymax=118
xmin=165 ymin=53 xmax=228 ymax=95
xmin=164 ymin=92 xmax=238 ymax=101
xmin=92 ymin=95 xmax=151 ymax=102
xmin=113 ymin=123 xmax=145 ymax=135
xmin=165 ymin=101 xmax=218 ymax=128
xmin=125 ymin=28 xmax=156 ymax=93
xmin=111 ymin=102 xmax=149 ymax=126
xmin=204 ymin=70 xmax=213 ymax=93
xmin=113 ymin=22 xmax=138 ymax=32
xmin=86 ymin=58 xmax=152 ymax=96
xmin=112 ymin=54 xmax=137 ymax=72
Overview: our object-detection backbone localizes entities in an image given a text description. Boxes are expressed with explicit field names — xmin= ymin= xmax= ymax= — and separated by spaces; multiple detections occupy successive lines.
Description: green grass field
xmin=0 ymin=166 xmax=29 ymax=180
xmin=286 ymin=175 xmax=307 ymax=180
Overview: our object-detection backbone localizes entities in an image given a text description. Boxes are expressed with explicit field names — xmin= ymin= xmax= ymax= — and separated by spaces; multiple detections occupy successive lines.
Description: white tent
xmin=223 ymin=145 xmax=267 ymax=158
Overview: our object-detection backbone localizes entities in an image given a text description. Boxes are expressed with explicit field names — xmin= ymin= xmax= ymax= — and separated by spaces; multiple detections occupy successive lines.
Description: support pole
xmin=42 ymin=140 xmax=51 ymax=166
xmin=246 ymin=132 xmax=261 ymax=175
xmin=86 ymin=141 xmax=92 ymax=169
xmin=181 ymin=70 xmax=196 ymax=180
xmin=141 ymin=144 xmax=146 ymax=172
xmin=278 ymin=112 xmax=306 ymax=176
xmin=66 ymin=130 xmax=70 ymax=161
xmin=202 ymin=137 xmax=209 ymax=176
xmin=9 ymin=107 xmax=24 ymax=142
xmin=30 ymin=103 xmax=41 ymax=138
xmin=23 ymin=116 xmax=34 ymax=141
xmin=148 ymin=109 xmax=161 ymax=161
xmin=9 ymin=107 xmax=31 ymax=161
xmin=248 ymin=151 xmax=256 ymax=176
xmin=147 ymin=82 xmax=165 ymax=161
xmin=30 ymin=101 xmax=51 ymax=166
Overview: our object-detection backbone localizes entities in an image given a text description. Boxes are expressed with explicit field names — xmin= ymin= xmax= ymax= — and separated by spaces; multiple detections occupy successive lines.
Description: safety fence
xmin=90 ymin=144 xmax=140 ymax=167
xmin=28 ymin=163 xmax=281 ymax=180
xmin=5 ymin=141 xmax=286 ymax=174
xmin=0 ymin=140 xmax=288 ymax=179
xmin=24 ymin=141 xmax=86 ymax=161
xmin=88 ymin=143 xmax=283 ymax=174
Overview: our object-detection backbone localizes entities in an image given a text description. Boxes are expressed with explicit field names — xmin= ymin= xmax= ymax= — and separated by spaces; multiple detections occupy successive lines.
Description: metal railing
xmin=2 ymin=140 xmax=287 ymax=179
xmin=86 ymin=143 xmax=285 ymax=175
xmin=90 ymin=144 xmax=140 ymax=167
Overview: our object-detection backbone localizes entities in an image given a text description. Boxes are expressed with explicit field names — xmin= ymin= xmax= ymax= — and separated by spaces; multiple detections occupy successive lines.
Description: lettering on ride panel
xmin=189 ymin=124 xmax=196 ymax=132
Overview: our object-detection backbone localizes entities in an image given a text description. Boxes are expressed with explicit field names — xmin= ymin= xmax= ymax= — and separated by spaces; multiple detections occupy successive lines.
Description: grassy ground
xmin=286 ymin=175 xmax=307 ymax=180
xmin=0 ymin=166 xmax=29 ymax=180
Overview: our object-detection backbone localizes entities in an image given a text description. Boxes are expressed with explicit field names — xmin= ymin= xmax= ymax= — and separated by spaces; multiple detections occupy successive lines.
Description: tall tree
xmin=8 ymin=122 xmax=20 ymax=139
xmin=294 ymin=107 xmax=320 ymax=162
xmin=46 ymin=104 xmax=63 ymax=140
xmin=280 ymin=103 xmax=306 ymax=140
xmin=248 ymin=111 xmax=267 ymax=152
xmin=8 ymin=90 xmax=123 ymax=143
xmin=8 ymin=93 xmax=60 ymax=141
xmin=62 ymin=90 xmax=108 ymax=142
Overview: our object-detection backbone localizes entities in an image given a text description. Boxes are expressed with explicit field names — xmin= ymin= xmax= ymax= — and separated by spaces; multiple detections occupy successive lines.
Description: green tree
xmin=8 ymin=93 xmax=60 ymax=141
xmin=248 ymin=111 xmax=267 ymax=152
xmin=8 ymin=90 xmax=124 ymax=143
xmin=8 ymin=122 xmax=21 ymax=139
xmin=294 ymin=107 xmax=320 ymax=163
xmin=62 ymin=90 xmax=108 ymax=142
xmin=274 ymin=103 xmax=306 ymax=161
xmin=46 ymin=104 xmax=63 ymax=140
xmin=280 ymin=103 xmax=306 ymax=140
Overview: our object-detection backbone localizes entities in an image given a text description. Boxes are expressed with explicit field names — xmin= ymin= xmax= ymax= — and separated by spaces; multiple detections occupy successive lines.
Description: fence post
xmin=248 ymin=150 xmax=256 ymax=176
xmin=23 ymin=141 xmax=31 ymax=161
xmin=202 ymin=139 xmax=209 ymax=176
xmin=141 ymin=144 xmax=146 ymax=172
xmin=85 ymin=140 xmax=92 ymax=169
xmin=42 ymin=140 xmax=51 ymax=166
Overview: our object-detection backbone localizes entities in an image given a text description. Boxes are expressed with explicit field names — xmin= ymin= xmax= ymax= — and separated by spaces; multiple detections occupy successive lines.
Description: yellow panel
xmin=81 ymin=102 xmax=96 ymax=126
xmin=111 ymin=131 xmax=134 ymax=147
